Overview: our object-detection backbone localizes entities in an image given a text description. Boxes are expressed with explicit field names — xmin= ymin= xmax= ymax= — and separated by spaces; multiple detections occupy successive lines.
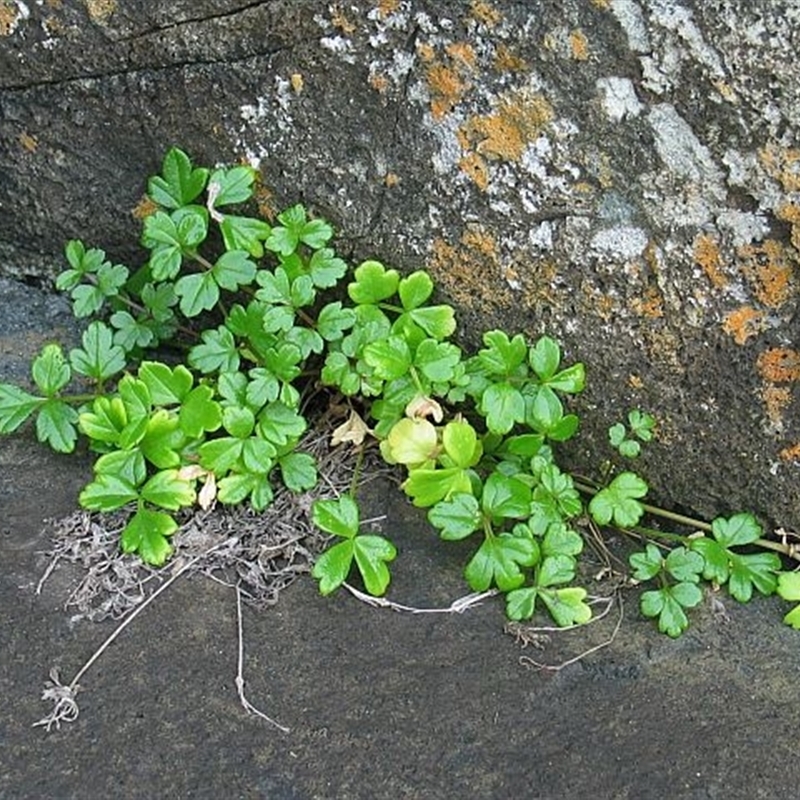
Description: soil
xmin=2 ymin=277 xmax=800 ymax=799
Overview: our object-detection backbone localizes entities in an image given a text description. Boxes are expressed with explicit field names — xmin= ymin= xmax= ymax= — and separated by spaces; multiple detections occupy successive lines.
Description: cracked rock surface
xmin=1 ymin=0 xmax=799 ymax=528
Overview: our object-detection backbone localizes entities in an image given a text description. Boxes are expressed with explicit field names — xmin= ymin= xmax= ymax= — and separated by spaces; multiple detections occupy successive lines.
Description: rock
xmin=1 ymin=0 xmax=798 ymax=529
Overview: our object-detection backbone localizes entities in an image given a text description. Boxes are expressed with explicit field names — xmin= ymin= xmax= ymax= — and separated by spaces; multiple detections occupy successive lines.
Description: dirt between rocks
xmin=2 ymin=277 xmax=800 ymax=799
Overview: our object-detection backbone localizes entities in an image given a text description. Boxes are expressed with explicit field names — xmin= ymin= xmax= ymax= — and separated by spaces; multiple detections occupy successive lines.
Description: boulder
xmin=1 ymin=0 xmax=798 ymax=529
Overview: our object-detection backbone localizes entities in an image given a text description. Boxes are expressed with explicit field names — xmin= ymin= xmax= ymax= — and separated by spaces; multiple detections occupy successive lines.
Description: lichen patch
xmin=721 ymin=306 xmax=766 ymax=345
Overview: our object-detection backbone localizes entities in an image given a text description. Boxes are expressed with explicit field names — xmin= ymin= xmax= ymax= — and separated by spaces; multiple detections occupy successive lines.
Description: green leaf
xmin=348 ymin=260 xmax=400 ymax=304
xmin=398 ymin=271 xmax=434 ymax=309
xmin=140 ymin=469 xmax=195 ymax=510
xmin=529 ymin=336 xmax=561 ymax=380
xmin=69 ymin=321 xmax=127 ymax=382
xmin=641 ymin=584 xmax=702 ymax=638
xmin=542 ymin=525 xmax=583 ymax=558
xmin=505 ymin=587 xmax=539 ymax=620
xmin=278 ymin=452 xmax=318 ymax=492
xmin=710 ymin=513 xmax=762 ymax=548
xmin=408 ymin=306 xmax=457 ymax=340
xmin=257 ymin=401 xmax=306 ymax=446
xmin=537 ymin=554 xmax=577 ymax=587
xmin=94 ymin=449 xmax=147 ymax=486
xmin=777 ymin=573 xmax=800 ymax=629
xmin=628 ymin=409 xmax=655 ymax=442
xmin=384 ymin=418 xmax=438 ymax=465
xmin=140 ymin=411 xmax=184 ymax=469
xmin=139 ymin=361 xmax=193 ymax=405
xmin=199 ymin=437 xmax=244 ymax=473
xmin=629 ymin=543 xmax=663 ymax=581
xmin=220 ymin=216 xmax=272 ymax=257
xmin=728 ymin=552 xmax=780 ymax=602
xmin=110 ymin=310 xmax=155 ymax=351
xmin=312 ymin=495 xmax=359 ymax=538
xmin=120 ymin=507 xmax=178 ymax=566
xmin=175 ymin=271 xmax=219 ymax=317
xmin=208 ymin=165 xmax=256 ymax=207
xmin=664 ymin=547 xmax=704 ymax=583
xmin=80 ymin=473 xmax=139 ymax=511
xmin=618 ymin=439 xmax=641 ymax=458
xmin=363 ymin=336 xmax=412 ymax=380
xmin=78 ymin=396 xmax=127 ymax=443
xmin=0 ymin=384 xmax=42 ymax=433
xmin=539 ymin=587 xmax=592 ymax=627
xmin=478 ymin=330 xmax=527 ymax=375
xmin=441 ymin=419 xmax=480 ymax=469
xmin=141 ymin=282 xmax=178 ymax=322
xmin=188 ymin=326 xmax=240 ymax=374
xmin=212 ymin=250 xmax=257 ymax=291
xmin=414 ymin=339 xmax=461 ymax=382
xmin=312 ymin=540 xmax=355 ymax=595
xmin=35 ymin=399 xmax=79 ymax=453
xmin=538 ymin=464 xmax=582 ymax=518
xmin=481 ymin=472 xmax=531 ymax=520
xmin=317 ymin=302 xmax=356 ymax=342
xmin=428 ymin=493 xmax=481 ymax=540
xmin=30 ymin=344 xmax=71 ymax=396
xmin=609 ymin=423 xmax=626 ymax=448
xmin=545 ymin=363 xmax=585 ymax=394
xmin=179 ymin=385 xmax=222 ymax=437
xmin=353 ymin=535 xmax=397 ymax=595
xmin=464 ymin=532 xmax=539 ymax=592
xmin=480 ymin=382 xmax=525 ymax=435
xmin=241 ymin=437 xmax=277 ymax=473
xmin=308 ymin=248 xmax=348 ymax=288
xmin=402 ymin=467 xmax=472 ymax=508
xmin=527 ymin=386 xmax=565 ymax=435
xmin=148 ymin=147 xmax=209 ymax=209
xmin=588 ymin=472 xmax=648 ymax=528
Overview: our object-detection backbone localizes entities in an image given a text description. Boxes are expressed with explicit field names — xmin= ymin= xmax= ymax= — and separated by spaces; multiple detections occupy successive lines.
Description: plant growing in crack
xmin=1 ymin=146 xmax=800 ymax=643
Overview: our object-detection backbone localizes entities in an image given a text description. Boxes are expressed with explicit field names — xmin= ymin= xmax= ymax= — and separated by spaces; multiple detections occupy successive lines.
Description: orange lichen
xmin=628 ymin=374 xmax=644 ymax=389
xmin=85 ymin=0 xmax=117 ymax=23
xmin=376 ymin=0 xmax=399 ymax=18
xmin=18 ymin=132 xmax=38 ymax=153
xmin=460 ymin=89 xmax=554 ymax=161
xmin=761 ymin=385 xmax=792 ymax=428
xmin=759 ymin=144 xmax=800 ymax=192
xmin=458 ymin=152 xmax=489 ymax=191
xmin=493 ymin=45 xmax=527 ymax=73
xmin=290 ymin=73 xmax=304 ymax=94
xmin=416 ymin=42 xmax=435 ymax=63
xmin=590 ymin=0 xmax=610 ymax=7
xmin=330 ymin=4 xmax=356 ymax=34
xmin=779 ymin=442 xmax=800 ymax=462
xmin=777 ymin=202 xmax=800 ymax=251
xmin=737 ymin=239 xmax=795 ymax=309
xmin=629 ymin=286 xmax=664 ymax=318
xmin=426 ymin=228 xmax=511 ymax=309
xmin=368 ymin=72 xmax=389 ymax=93
xmin=757 ymin=348 xmax=800 ymax=383
xmin=0 ymin=1 xmax=20 ymax=35
xmin=426 ymin=62 xmax=470 ymax=119
xmin=383 ymin=172 xmax=400 ymax=188
xmin=445 ymin=42 xmax=477 ymax=70
xmin=469 ymin=0 xmax=502 ymax=27
xmin=722 ymin=306 xmax=766 ymax=345
xmin=693 ymin=233 xmax=727 ymax=289
xmin=569 ymin=29 xmax=589 ymax=61
xmin=253 ymin=184 xmax=277 ymax=221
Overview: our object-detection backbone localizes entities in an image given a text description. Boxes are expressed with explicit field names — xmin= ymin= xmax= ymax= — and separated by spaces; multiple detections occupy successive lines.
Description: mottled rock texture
xmin=1 ymin=0 xmax=798 ymax=528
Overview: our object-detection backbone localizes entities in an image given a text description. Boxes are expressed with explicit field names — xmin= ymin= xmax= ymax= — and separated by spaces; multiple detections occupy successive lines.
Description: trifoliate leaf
xmin=478 ymin=330 xmax=527 ymax=375
xmin=629 ymin=543 xmax=663 ymax=581
xmin=464 ymin=531 xmax=538 ymax=592
xmin=529 ymin=336 xmax=561 ymax=381
xmin=348 ymin=260 xmax=400 ymax=304
xmin=312 ymin=539 xmax=355 ymax=595
xmin=710 ymin=513 xmax=763 ymax=548
xmin=363 ymin=336 xmax=412 ymax=380
xmin=308 ymin=248 xmax=348 ymax=288
xmin=120 ymin=507 xmax=178 ymax=566
xmin=139 ymin=469 xmax=195 ymax=510
xmin=428 ymin=493 xmax=481 ymax=540
xmin=628 ymin=409 xmax=656 ymax=442
xmin=188 ymin=326 xmax=240 ymax=374
xmin=640 ymin=583 xmax=702 ymax=638
xmin=35 ymin=399 xmax=79 ymax=453
xmin=312 ymin=495 xmax=359 ymax=538
xmin=414 ymin=339 xmax=461 ymax=382
xmin=480 ymin=382 xmax=525 ymax=435
xmin=278 ymin=452 xmax=318 ymax=492
xmin=139 ymin=361 xmax=193 ymax=405
xmin=353 ymin=535 xmax=397 ymax=596
xmin=31 ymin=344 xmax=71 ymax=396
xmin=69 ymin=321 xmax=127 ymax=382
xmin=148 ymin=147 xmax=209 ymax=209
xmin=588 ymin=472 xmax=648 ymax=528
xmin=0 ymin=383 xmax=41 ymax=433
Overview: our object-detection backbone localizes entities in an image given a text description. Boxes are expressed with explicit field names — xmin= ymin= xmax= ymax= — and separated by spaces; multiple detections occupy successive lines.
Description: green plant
xmin=2 ymin=146 xmax=798 ymax=639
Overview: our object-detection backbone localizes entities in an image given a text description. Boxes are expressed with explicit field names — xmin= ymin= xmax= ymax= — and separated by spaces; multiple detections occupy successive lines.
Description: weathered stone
xmin=1 ymin=1 xmax=798 ymax=529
